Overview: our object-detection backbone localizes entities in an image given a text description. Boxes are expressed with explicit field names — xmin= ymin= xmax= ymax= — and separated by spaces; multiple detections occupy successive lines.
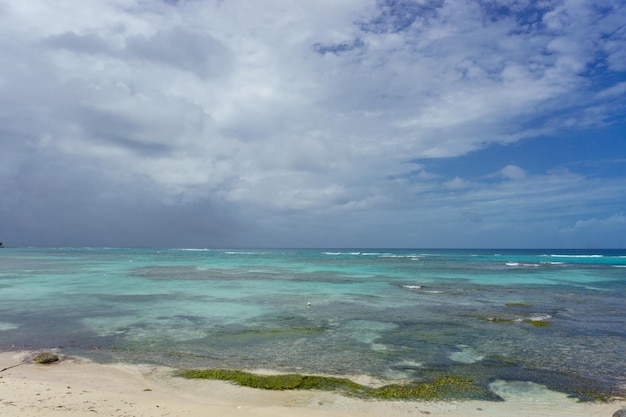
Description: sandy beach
xmin=0 ymin=351 xmax=622 ymax=417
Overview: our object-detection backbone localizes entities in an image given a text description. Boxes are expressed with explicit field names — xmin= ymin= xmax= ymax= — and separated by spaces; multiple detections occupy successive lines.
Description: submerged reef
xmin=178 ymin=369 xmax=503 ymax=401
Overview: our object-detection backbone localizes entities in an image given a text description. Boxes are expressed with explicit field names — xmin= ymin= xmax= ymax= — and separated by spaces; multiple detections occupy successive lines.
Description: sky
xmin=1 ymin=0 xmax=625 ymax=249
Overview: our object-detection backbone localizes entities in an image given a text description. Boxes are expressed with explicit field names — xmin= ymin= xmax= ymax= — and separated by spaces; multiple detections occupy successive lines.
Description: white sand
xmin=0 ymin=351 xmax=622 ymax=417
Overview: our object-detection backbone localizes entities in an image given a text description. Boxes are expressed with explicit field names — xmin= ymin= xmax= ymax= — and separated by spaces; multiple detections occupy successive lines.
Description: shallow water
xmin=0 ymin=248 xmax=624 ymax=399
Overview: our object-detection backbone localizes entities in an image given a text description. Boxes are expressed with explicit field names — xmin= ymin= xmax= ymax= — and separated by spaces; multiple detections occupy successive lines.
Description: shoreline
xmin=0 ymin=351 xmax=623 ymax=417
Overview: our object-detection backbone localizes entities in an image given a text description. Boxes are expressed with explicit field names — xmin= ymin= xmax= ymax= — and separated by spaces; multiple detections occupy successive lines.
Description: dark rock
xmin=32 ymin=353 xmax=59 ymax=364
xmin=613 ymin=408 xmax=626 ymax=417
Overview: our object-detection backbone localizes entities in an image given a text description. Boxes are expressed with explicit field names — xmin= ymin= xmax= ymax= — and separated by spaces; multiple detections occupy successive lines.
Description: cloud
xmin=462 ymin=211 xmax=483 ymax=224
xmin=444 ymin=177 xmax=474 ymax=189
xmin=561 ymin=214 xmax=626 ymax=248
xmin=501 ymin=165 xmax=526 ymax=180
xmin=43 ymin=31 xmax=114 ymax=55
xmin=42 ymin=27 xmax=231 ymax=79
xmin=0 ymin=0 xmax=625 ymax=247
xmin=571 ymin=214 xmax=626 ymax=230
xmin=596 ymin=82 xmax=626 ymax=99
xmin=126 ymin=29 xmax=232 ymax=78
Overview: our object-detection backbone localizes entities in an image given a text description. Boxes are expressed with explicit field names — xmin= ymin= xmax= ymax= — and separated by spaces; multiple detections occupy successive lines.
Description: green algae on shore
xmin=177 ymin=369 xmax=503 ymax=401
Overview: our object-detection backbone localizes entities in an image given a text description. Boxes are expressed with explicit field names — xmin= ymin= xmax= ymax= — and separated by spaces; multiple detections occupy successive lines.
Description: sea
xmin=0 ymin=247 xmax=624 ymax=400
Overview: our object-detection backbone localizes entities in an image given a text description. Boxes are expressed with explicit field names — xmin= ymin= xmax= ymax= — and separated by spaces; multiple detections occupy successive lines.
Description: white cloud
xmin=501 ymin=165 xmax=526 ymax=181
xmin=444 ymin=177 xmax=474 ymax=189
xmin=561 ymin=214 xmax=626 ymax=248
xmin=572 ymin=214 xmax=626 ymax=230
xmin=596 ymin=82 xmax=626 ymax=99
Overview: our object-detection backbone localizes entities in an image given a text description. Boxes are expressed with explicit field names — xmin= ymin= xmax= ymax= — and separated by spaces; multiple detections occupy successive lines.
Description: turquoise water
xmin=0 ymin=248 xmax=624 ymax=398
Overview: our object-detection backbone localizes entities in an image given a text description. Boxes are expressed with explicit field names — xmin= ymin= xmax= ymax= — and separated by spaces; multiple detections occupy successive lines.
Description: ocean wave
xmin=401 ymin=285 xmax=443 ymax=294
xmin=512 ymin=313 xmax=552 ymax=323
xmin=505 ymin=262 xmax=540 ymax=267
xmin=0 ymin=322 xmax=19 ymax=331
xmin=528 ymin=314 xmax=552 ymax=321
xmin=225 ymin=251 xmax=263 ymax=255
xmin=449 ymin=345 xmax=484 ymax=364
xmin=548 ymin=254 xmax=604 ymax=258
xmin=380 ymin=254 xmax=420 ymax=259
xmin=402 ymin=285 xmax=422 ymax=290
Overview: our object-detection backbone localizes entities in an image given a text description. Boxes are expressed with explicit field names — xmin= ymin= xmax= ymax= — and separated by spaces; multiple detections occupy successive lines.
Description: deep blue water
xmin=0 ymin=248 xmax=624 ymax=398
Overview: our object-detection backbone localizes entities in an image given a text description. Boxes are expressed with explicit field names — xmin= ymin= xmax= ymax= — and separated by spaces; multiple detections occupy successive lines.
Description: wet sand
xmin=0 ymin=351 xmax=622 ymax=417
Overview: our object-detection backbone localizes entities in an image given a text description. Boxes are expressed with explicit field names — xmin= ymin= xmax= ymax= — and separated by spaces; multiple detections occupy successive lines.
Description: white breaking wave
xmin=449 ymin=345 xmax=484 ymax=364
xmin=505 ymin=262 xmax=540 ymax=267
xmin=225 ymin=251 xmax=262 ymax=255
xmin=322 ymin=252 xmax=361 ymax=255
xmin=0 ymin=322 xmax=19 ymax=331
xmin=528 ymin=314 xmax=552 ymax=321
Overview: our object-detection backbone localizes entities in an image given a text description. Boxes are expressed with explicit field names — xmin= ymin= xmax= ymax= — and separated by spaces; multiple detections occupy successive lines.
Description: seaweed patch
xmin=177 ymin=369 xmax=503 ymax=401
